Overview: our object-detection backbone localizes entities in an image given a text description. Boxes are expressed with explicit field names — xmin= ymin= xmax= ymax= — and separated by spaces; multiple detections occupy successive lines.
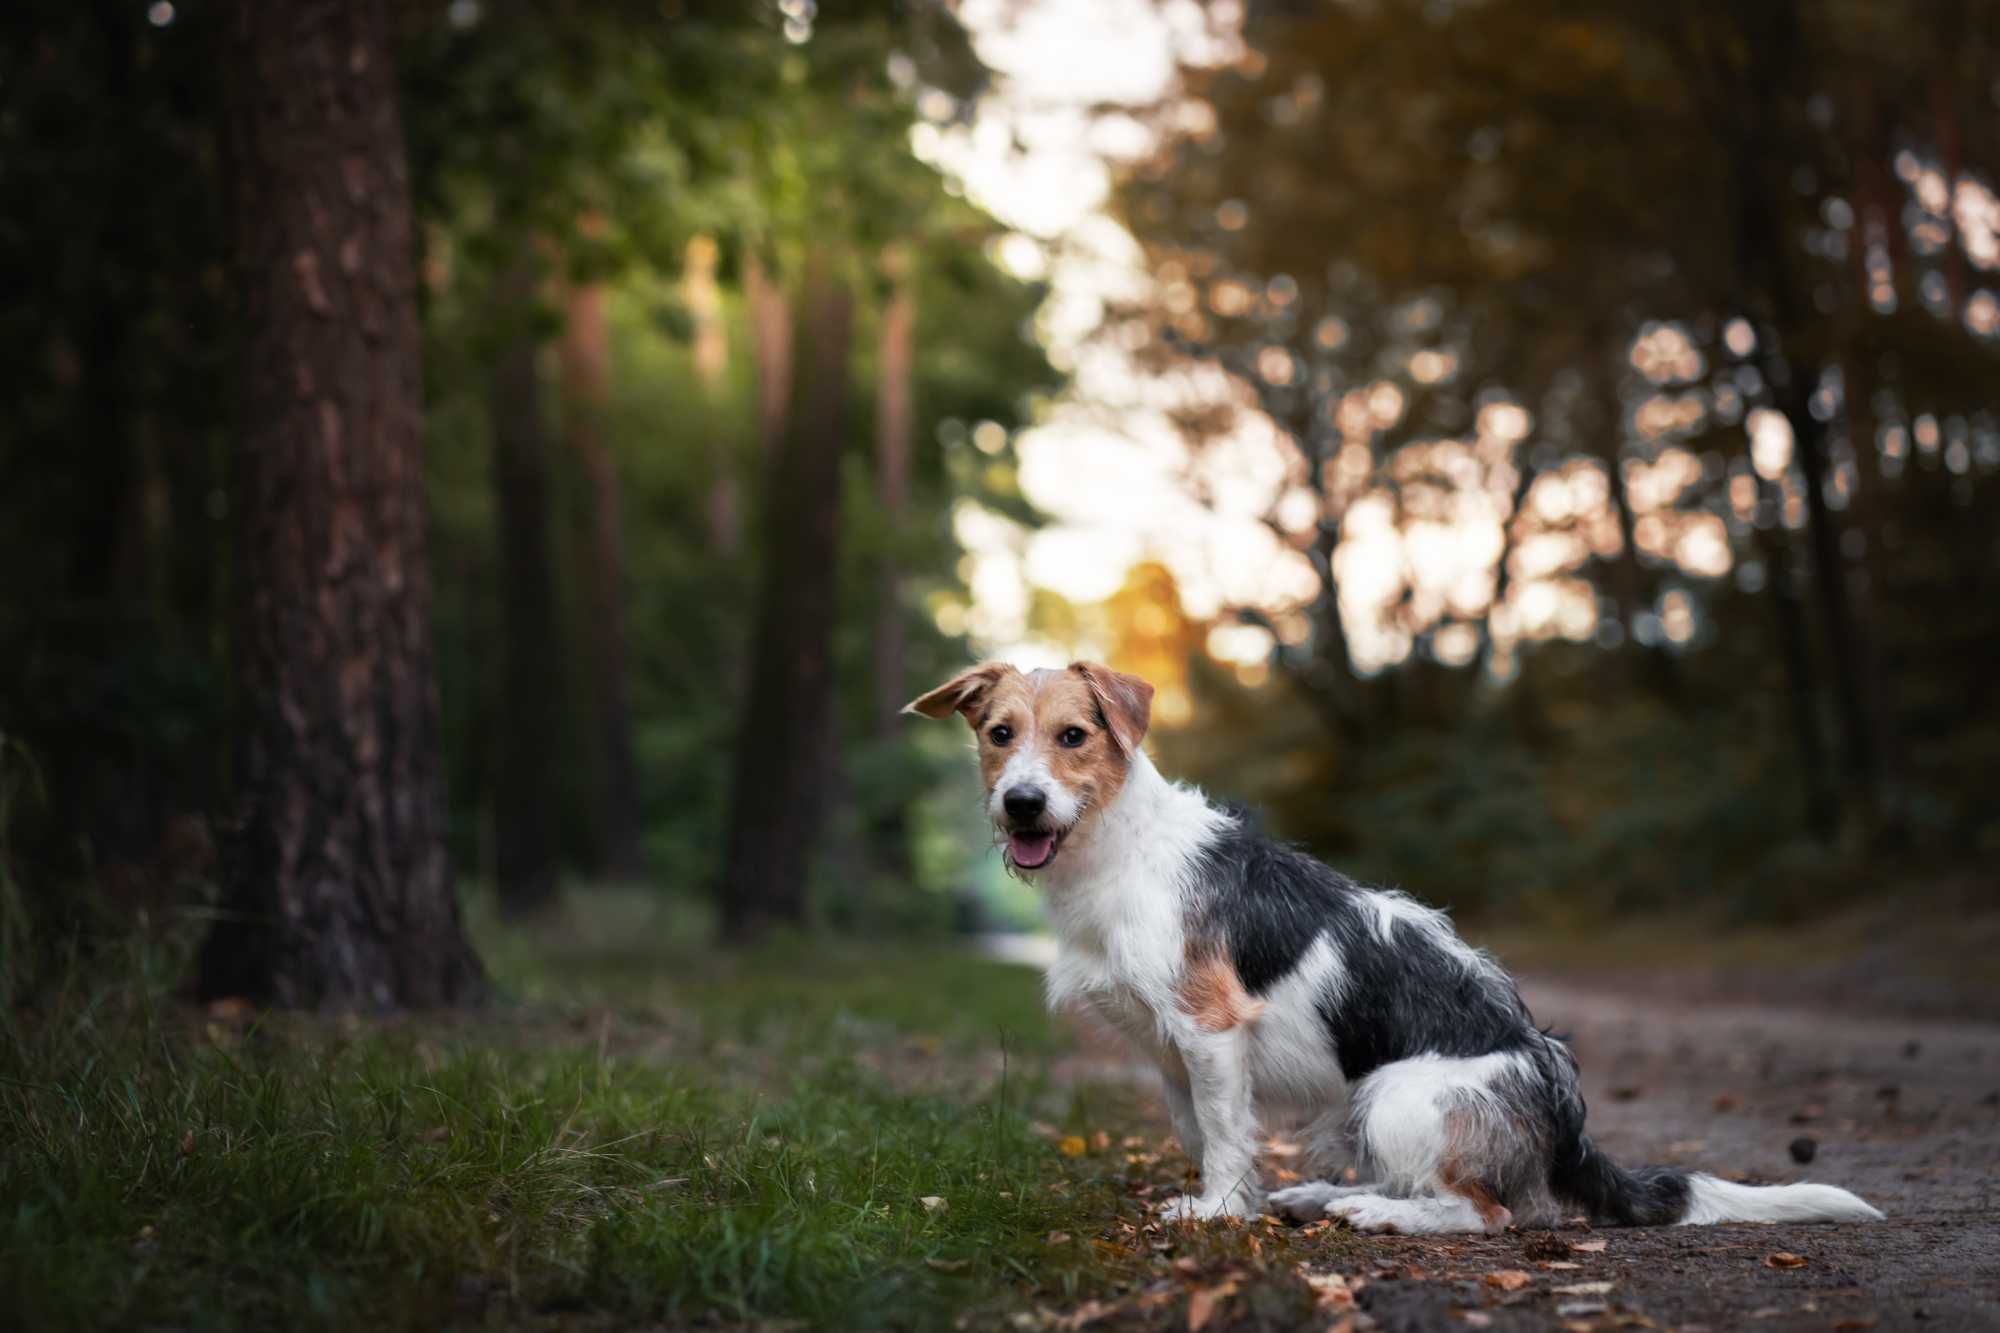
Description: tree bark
xmin=744 ymin=247 xmax=794 ymax=465
xmin=685 ymin=234 xmax=739 ymax=554
xmin=869 ymin=246 xmax=917 ymax=883
xmin=717 ymin=249 xmax=851 ymax=943
xmin=871 ymin=246 xmax=915 ymax=738
xmin=559 ymin=279 xmax=646 ymax=880
xmin=489 ymin=255 xmax=562 ymax=917
xmin=196 ymin=0 xmax=482 ymax=1010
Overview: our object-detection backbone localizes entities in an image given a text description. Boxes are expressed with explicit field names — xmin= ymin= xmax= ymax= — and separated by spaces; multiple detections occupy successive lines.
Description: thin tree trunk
xmin=197 ymin=0 xmax=482 ymax=1009
xmin=489 ymin=254 xmax=562 ymax=917
xmin=717 ymin=249 xmax=851 ymax=943
xmin=1724 ymin=4 xmax=1878 ymax=816
xmin=871 ymin=246 xmax=915 ymax=737
xmin=744 ymin=247 xmax=794 ymax=464
xmin=869 ymin=246 xmax=917 ymax=884
xmin=685 ymin=234 xmax=739 ymax=554
xmin=559 ymin=279 xmax=645 ymax=880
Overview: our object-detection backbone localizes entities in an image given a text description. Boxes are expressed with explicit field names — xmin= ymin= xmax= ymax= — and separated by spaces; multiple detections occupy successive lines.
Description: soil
xmin=1279 ymin=978 xmax=2000 ymax=1332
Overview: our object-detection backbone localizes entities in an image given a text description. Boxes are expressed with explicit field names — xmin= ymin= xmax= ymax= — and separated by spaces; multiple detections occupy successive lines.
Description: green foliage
xmin=0 ymin=898 xmax=1114 ymax=1332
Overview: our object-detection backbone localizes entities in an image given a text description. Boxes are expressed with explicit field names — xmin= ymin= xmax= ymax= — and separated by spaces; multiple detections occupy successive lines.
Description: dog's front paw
xmin=1159 ymin=1192 xmax=1252 ymax=1223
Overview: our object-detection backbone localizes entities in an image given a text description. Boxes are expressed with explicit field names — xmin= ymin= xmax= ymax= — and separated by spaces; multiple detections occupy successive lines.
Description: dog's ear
xmin=1071 ymin=661 xmax=1154 ymax=757
xmin=903 ymin=662 xmax=1015 ymax=724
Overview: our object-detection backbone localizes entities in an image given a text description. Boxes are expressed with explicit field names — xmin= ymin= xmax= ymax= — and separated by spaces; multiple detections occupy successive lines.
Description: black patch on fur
xmin=1188 ymin=810 xmax=1344 ymax=993
xmin=1188 ymin=812 xmax=1539 ymax=1079
xmin=1548 ymin=1135 xmax=1692 ymax=1225
xmin=1315 ymin=893 xmax=1540 ymax=1081
xmin=1188 ymin=809 xmax=1692 ymax=1225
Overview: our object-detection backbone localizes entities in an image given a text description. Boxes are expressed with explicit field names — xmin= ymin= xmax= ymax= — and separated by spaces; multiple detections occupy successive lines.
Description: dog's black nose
xmin=1003 ymin=786 xmax=1047 ymax=823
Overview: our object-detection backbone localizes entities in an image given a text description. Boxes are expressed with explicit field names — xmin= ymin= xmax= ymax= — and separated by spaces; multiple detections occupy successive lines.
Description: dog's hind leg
xmin=1318 ymin=1052 xmax=1548 ymax=1235
xmin=1269 ymin=1102 xmax=1377 ymax=1220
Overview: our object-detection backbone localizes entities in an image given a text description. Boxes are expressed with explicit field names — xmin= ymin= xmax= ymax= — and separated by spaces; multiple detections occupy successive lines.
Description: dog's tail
xmin=1551 ymin=1134 xmax=1883 ymax=1226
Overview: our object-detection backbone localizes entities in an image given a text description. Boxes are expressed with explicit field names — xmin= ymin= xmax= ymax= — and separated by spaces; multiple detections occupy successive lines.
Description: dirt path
xmin=1294 ymin=979 xmax=2000 ymax=1332
xmin=1028 ymin=960 xmax=2000 ymax=1332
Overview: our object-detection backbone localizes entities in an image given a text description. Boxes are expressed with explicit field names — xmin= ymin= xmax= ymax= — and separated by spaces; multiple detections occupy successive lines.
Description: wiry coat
xmin=910 ymin=662 xmax=1883 ymax=1232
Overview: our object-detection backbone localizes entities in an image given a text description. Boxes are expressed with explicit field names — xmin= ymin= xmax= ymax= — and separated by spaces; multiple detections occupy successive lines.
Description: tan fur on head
xmin=902 ymin=661 xmax=1019 ymax=721
xmin=904 ymin=661 xmax=1159 ymax=829
xmin=1070 ymin=661 xmax=1153 ymax=757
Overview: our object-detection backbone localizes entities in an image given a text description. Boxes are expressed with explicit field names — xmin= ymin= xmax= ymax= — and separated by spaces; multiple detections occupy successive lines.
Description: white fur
xmin=1021 ymin=748 xmax=1882 ymax=1232
xmin=989 ymin=746 xmax=1082 ymax=830
xmin=1348 ymin=1051 xmax=1530 ymax=1194
xmin=1245 ymin=934 xmax=1347 ymax=1113
xmin=1678 ymin=1173 xmax=1884 ymax=1225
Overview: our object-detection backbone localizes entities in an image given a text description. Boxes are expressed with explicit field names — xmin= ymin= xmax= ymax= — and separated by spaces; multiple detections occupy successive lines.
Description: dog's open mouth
xmin=1006 ymin=827 xmax=1065 ymax=870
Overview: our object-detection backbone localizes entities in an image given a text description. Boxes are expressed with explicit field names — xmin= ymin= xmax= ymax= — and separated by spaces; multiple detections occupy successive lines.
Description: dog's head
xmin=904 ymin=661 xmax=1154 ymax=874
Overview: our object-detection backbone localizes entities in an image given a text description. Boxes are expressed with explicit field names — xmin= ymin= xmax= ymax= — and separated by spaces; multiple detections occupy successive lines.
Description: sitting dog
xmin=906 ymin=660 xmax=1883 ymax=1232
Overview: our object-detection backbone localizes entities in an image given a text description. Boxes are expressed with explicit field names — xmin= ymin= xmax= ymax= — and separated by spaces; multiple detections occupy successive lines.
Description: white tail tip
xmin=1679 ymin=1173 xmax=1885 ymax=1225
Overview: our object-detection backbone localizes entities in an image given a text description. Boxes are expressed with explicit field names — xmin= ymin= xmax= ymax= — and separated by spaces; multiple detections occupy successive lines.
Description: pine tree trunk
xmin=744 ymin=248 xmax=794 ymax=464
xmin=490 ymin=255 xmax=562 ymax=917
xmin=685 ymin=235 xmax=739 ymax=554
xmin=717 ymin=249 xmax=851 ymax=943
xmin=871 ymin=247 xmax=915 ymax=737
xmin=196 ymin=0 xmax=482 ymax=1010
xmin=559 ymin=280 xmax=645 ymax=881
xmin=869 ymin=247 xmax=916 ymax=883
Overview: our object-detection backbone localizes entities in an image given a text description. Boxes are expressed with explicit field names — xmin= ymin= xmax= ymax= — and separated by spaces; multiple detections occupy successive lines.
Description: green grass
xmin=5 ymin=891 xmax=1304 ymax=1332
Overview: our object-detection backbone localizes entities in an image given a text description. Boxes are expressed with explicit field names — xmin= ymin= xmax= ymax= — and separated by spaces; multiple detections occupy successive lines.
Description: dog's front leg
xmin=1159 ymin=1025 xmax=1261 ymax=1222
xmin=1159 ymin=1047 xmax=1204 ymax=1166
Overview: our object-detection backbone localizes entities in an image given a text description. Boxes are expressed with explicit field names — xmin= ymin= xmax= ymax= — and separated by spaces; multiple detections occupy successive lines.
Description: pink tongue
xmin=1008 ymin=832 xmax=1056 ymax=868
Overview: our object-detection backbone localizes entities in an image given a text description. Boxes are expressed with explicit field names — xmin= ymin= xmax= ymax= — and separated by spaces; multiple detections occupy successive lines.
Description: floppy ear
xmin=1071 ymin=661 xmax=1154 ymax=757
xmin=902 ymin=662 xmax=1015 ymax=724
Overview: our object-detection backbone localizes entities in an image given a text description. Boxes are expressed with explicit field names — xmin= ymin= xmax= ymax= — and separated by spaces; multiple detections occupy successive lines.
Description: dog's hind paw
xmin=1267 ymin=1181 xmax=1342 ymax=1220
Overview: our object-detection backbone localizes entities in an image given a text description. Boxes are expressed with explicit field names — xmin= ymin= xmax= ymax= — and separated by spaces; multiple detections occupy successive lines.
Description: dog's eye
xmin=989 ymin=724 xmax=1013 ymax=746
xmin=1058 ymin=726 xmax=1087 ymax=748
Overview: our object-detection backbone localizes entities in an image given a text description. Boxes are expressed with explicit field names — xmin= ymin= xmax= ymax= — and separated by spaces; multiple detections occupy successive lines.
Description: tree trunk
xmin=717 ymin=249 xmax=851 ymax=943
xmin=744 ymin=247 xmax=794 ymax=464
xmin=1721 ymin=4 xmax=1878 ymax=817
xmin=559 ymin=279 xmax=645 ymax=880
xmin=489 ymin=255 xmax=562 ymax=917
xmin=871 ymin=246 xmax=915 ymax=738
xmin=685 ymin=234 xmax=739 ymax=554
xmin=869 ymin=247 xmax=917 ymax=883
xmin=196 ymin=0 xmax=482 ymax=1010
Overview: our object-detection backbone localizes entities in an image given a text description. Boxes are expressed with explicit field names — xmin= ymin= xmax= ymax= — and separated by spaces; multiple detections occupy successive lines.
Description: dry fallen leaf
xmin=1186 ymin=1281 xmax=1236 ymax=1332
xmin=1453 ymin=1312 xmax=1494 ymax=1328
xmin=1765 ymin=1251 xmax=1808 ymax=1269
xmin=1052 ymin=1299 xmax=1113 ymax=1331
xmin=1058 ymin=1136 xmax=1088 ymax=1158
xmin=1302 ymin=1271 xmax=1359 ymax=1312
xmin=179 ymin=1129 xmax=195 ymax=1158
xmin=919 ymin=1196 xmax=948 ymax=1212
xmin=1571 ymin=1239 xmax=1608 ymax=1254
xmin=1484 ymin=1269 xmax=1533 ymax=1292
xmin=1713 ymin=1092 xmax=1741 ymax=1112
xmin=926 ymin=1257 xmax=969 ymax=1272
xmin=1046 ymin=1231 xmax=1071 ymax=1245
xmin=1543 ymin=1261 xmax=1582 ymax=1271
xmin=1553 ymin=1281 xmax=1615 ymax=1296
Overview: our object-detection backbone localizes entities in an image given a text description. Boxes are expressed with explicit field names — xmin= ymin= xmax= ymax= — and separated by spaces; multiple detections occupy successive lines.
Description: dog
xmin=906 ymin=660 xmax=1884 ymax=1233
